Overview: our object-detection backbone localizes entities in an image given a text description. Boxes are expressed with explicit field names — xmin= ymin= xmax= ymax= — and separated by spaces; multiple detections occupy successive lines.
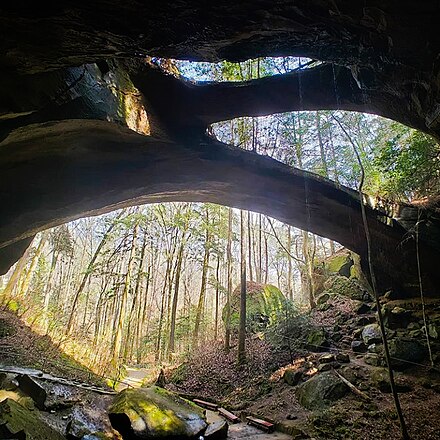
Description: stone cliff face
xmin=1 ymin=1 xmax=440 ymax=295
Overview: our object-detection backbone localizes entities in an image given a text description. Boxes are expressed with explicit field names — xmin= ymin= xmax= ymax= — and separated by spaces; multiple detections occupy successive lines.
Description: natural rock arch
xmin=1 ymin=1 xmax=440 ymax=295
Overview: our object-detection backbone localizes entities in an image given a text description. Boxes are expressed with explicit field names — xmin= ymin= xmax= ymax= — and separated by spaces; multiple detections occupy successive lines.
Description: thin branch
xmin=334 ymin=114 xmax=410 ymax=440
xmin=266 ymin=217 xmax=305 ymax=264
xmin=415 ymin=210 xmax=434 ymax=367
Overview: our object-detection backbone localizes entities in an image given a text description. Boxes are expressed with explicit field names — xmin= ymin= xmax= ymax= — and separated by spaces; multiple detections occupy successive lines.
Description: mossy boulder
xmin=325 ymin=252 xmax=353 ymax=277
xmin=388 ymin=338 xmax=428 ymax=369
xmin=307 ymin=328 xmax=328 ymax=351
xmin=223 ymin=281 xmax=285 ymax=332
xmin=108 ymin=386 xmax=207 ymax=439
xmin=323 ymin=275 xmax=368 ymax=301
xmin=0 ymin=398 xmax=66 ymax=439
xmin=370 ymin=368 xmax=412 ymax=392
xmin=296 ymin=372 xmax=349 ymax=410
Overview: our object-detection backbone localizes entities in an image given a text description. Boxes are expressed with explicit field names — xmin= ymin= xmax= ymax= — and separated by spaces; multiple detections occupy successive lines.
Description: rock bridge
xmin=1 ymin=1 xmax=440 ymax=295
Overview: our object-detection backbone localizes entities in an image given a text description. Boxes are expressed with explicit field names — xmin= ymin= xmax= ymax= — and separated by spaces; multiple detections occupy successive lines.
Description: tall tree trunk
xmin=155 ymin=238 xmax=174 ymax=362
xmin=112 ymin=221 xmax=138 ymax=368
xmin=20 ymin=233 xmax=47 ymax=298
xmin=224 ymin=208 xmax=233 ymax=352
xmin=264 ymin=231 xmax=269 ymax=284
xmin=124 ymin=227 xmax=148 ymax=362
xmin=214 ymin=254 xmax=220 ymax=340
xmin=168 ymin=236 xmax=185 ymax=358
xmin=155 ymin=276 xmax=167 ymax=362
xmin=257 ymin=214 xmax=262 ymax=283
xmin=238 ymin=210 xmax=247 ymax=364
xmin=247 ymin=211 xmax=253 ymax=282
xmin=316 ymin=111 xmax=335 ymax=254
xmin=193 ymin=209 xmax=210 ymax=348
xmin=43 ymin=250 xmax=59 ymax=333
xmin=66 ymin=210 xmax=124 ymax=334
xmin=287 ymin=226 xmax=293 ymax=301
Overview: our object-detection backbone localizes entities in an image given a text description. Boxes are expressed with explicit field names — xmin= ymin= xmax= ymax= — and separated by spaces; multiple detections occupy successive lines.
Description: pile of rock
xmin=0 ymin=371 xmax=228 ymax=440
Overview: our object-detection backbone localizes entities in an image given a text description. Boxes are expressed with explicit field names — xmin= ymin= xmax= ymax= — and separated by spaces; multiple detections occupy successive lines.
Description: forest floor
xmin=2 ymin=295 xmax=440 ymax=439
xmin=0 ymin=308 xmax=106 ymax=386
xmin=166 ymin=295 xmax=440 ymax=440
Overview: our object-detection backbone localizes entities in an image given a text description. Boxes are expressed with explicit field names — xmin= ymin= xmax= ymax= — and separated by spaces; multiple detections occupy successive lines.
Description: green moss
xmin=223 ymin=282 xmax=286 ymax=332
xmin=109 ymin=387 xmax=207 ymax=438
xmin=7 ymin=300 xmax=19 ymax=313
xmin=0 ymin=398 xmax=65 ymax=440
xmin=326 ymin=254 xmax=353 ymax=277
xmin=323 ymin=275 xmax=366 ymax=300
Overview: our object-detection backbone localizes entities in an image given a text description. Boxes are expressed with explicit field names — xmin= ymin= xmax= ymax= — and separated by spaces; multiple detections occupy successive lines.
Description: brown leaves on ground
xmin=0 ymin=308 xmax=105 ymax=386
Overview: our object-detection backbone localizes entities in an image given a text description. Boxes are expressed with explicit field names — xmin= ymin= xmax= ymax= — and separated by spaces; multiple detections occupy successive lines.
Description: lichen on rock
xmin=108 ymin=386 xmax=207 ymax=439
xmin=223 ymin=281 xmax=285 ymax=332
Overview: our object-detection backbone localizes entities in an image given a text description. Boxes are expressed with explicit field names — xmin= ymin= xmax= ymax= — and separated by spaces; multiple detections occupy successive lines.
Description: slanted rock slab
xmin=108 ymin=386 xmax=207 ymax=439
xmin=17 ymin=374 xmax=47 ymax=410
xmin=0 ymin=397 xmax=66 ymax=440
xmin=204 ymin=420 xmax=228 ymax=440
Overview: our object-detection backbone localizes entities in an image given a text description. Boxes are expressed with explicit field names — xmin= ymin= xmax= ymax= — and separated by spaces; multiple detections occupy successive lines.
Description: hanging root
xmin=333 ymin=114 xmax=410 ymax=440
xmin=416 ymin=208 xmax=434 ymax=367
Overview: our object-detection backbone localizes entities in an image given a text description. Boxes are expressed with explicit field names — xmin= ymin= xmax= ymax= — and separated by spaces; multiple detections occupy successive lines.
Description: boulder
xmin=355 ymin=302 xmax=371 ymax=315
xmin=318 ymin=362 xmax=340 ymax=372
xmin=325 ymin=252 xmax=353 ymax=278
xmin=317 ymin=302 xmax=332 ymax=311
xmin=204 ymin=420 xmax=228 ymax=440
xmin=319 ymin=354 xmax=335 ymax=364
xmin=316 ymin=292 xmax=330 ymax=305
xmin=362 ymin=324 xmax=382 ymax=345
xmin=388 ymin=338 xmax=428 ymax=369
xmin=17 ymin=374 xmax=79 ymax=411
xmin=424 ymin=323 xmax=438 ymax=339
xmin=364 ymin=353 xmax=382 ymax=366
xmin=17 ymin=375 xmax=47 ymax=410
xmin=66 ymin=416 xmax=93 ymax=440
xmin=323 ymin=276 xmax=368 ymax=301
xmin=335 ymin=353 xmax=350 ymax=363
xmin=383 ymin=306 xmax=413 ymax=329
xmin=351 ymin=341 xmax=367 ymax=353
xmin=296 ymin=371 xmax=348 ymax=410
xmin=223 ymin=281 xmax=285 ymax=332
xmin=0 ymin=398 xmax=66 ymax=440
xmin=307 ymin=329 xmax=328 ymax=351
xmin=0 ymin=372 xmax=18 ymax=391
xmin=108 ymin=386 xmax=207 ymax=439
xmin=368 ymin=344 xmax=383 ymax=354
xmin=283 ymin=368 xmax=304 ymax=386
xmin=370 ymin=369 xmax=412 ymax=393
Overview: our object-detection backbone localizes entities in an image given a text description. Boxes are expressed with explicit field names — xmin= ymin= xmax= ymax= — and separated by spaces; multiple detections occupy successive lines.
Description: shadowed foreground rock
xmin=108 ymin=386 xmax=207 ymax=439
xmin=0 ymin=398 xmax=66 ymax=440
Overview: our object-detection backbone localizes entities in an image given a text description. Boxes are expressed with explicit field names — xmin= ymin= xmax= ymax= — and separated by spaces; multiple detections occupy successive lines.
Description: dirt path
xmin=119 ymin=366 xmax=150 ymax=389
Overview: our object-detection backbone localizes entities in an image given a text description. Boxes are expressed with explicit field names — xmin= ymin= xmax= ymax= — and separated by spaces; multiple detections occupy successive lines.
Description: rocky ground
xmin=2 ymin=250 xmax=440 ymax=439
xmin=167 ymin=251 xmax=440 ymax=439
